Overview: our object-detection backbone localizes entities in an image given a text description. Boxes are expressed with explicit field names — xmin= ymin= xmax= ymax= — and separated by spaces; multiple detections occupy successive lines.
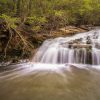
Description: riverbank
xmin=0 ymin=22 xmax=95 ymax=63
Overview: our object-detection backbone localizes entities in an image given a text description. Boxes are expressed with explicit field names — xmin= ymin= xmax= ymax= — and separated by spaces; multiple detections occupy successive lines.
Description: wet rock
xmin=59 ymin=26 xmax=87 ymax=35
xmin=68 ymin=44 xmax=92 ymax=49
xmin=79 ymin=25 xmax=94 ymax=31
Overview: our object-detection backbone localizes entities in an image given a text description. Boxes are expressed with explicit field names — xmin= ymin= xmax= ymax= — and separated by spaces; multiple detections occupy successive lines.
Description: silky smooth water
xmin=0 ymin=63 xmax=100 ymax=100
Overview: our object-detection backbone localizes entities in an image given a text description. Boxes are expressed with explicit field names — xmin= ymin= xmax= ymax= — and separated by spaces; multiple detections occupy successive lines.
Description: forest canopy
xmin=0 ymin=0 xmax=100 ymax=27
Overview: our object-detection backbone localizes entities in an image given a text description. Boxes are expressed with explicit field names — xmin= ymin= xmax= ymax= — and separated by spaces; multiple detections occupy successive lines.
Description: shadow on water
xmin=0 ymin=63 xmax=100 ymax=100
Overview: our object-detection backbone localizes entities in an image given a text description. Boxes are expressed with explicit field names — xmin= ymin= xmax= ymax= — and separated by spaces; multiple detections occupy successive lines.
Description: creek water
xmin=0 ymin=29 xmax=100 ymax=100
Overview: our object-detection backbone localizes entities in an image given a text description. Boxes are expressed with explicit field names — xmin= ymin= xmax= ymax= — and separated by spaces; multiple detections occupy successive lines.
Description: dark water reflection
xmin=0 ymin=63 xmax=100 ymax=100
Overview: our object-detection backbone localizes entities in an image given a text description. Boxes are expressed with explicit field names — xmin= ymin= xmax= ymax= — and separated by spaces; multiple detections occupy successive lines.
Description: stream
xmin=0 ymin=29 xmax=100 ymax=100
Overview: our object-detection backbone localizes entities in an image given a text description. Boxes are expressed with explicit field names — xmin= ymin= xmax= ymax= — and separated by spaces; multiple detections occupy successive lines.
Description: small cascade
xmin=33 ymin=30 xmax=100 ymax=65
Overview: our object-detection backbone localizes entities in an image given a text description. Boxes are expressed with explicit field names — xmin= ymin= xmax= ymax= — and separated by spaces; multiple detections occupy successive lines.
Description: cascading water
xmin=33 ymin=29 xmax=100 ymax=65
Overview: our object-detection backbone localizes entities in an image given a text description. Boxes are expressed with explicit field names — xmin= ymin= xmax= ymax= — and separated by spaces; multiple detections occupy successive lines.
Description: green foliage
xmin=0 ymin=0 xmax=8 ymax=4
xmin=0 ymin=14 xmax=18 ymax=28
xmin=25 ymin=16 xmax=47 ymax=33
xmin=0 ymin=0 xmax=100 ymax=29
xmin=26 ymin=16 xmax=47 ymax=25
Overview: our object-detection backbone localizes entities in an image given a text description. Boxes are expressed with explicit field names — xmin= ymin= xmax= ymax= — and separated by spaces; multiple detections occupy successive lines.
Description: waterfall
xmin=33 ymin=29 xmax=100 ymax=65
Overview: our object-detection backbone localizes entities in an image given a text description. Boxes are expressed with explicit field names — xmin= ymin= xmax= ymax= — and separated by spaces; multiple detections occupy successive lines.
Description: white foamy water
xmin=0 ymin=62 xmax=100 ymax=80
xmin=33 ymin=29 xmax=100 ymax=65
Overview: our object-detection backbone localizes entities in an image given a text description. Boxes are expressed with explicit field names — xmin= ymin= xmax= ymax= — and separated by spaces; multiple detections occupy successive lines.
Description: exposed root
xmin=4 ymin=28 xmax=13 ymax=58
